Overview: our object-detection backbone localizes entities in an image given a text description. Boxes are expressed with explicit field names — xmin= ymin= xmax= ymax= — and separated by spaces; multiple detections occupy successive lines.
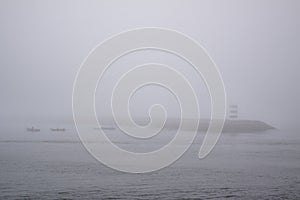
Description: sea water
xmin=0 ymin=124 xmax=299 ymax=199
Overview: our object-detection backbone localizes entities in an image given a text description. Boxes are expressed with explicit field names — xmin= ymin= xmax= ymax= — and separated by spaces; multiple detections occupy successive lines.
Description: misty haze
xmin=0 ymin=0 xmax=299 ymax=199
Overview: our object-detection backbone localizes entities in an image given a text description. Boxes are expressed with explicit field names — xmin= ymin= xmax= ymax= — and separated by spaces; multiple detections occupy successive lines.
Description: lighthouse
xmin=228 ymin=104 xmax=238 ymax=119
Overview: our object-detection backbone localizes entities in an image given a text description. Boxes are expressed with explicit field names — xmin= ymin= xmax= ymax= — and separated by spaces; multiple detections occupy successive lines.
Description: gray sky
xmin=0 ymin=0 xmax=299 ymax=130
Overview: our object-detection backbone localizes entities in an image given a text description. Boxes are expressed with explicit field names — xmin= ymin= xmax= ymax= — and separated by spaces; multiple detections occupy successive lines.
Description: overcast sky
xmin=0 ymin=0 xmax=299 ymax=131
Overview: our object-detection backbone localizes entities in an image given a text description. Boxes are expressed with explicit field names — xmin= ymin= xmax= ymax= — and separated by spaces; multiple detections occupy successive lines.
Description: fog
xmin=0 ymin=0 xmax=299 ymax=131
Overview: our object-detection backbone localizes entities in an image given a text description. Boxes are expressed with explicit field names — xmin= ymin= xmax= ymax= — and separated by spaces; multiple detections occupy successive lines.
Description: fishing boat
xmin=50 ymin=128 xmax=66 ymax=132
xmin=26 ymin=126 xmax=40 ymax=132
xmin=93 ymin=126 xmax=116 ymax=131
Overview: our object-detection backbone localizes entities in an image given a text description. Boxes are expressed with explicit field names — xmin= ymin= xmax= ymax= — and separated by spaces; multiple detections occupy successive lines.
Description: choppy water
xmin=0 ymin=124 xmax=299 ymax=199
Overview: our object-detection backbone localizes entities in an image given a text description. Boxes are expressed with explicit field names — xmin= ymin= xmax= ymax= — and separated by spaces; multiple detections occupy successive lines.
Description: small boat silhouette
xmin=50 ymin=128 xmax=66 ymax=132
xmin=27 ymin=126 xmax=40 ymax=132
xmin=93 ymin=126 xmax=115 ymax=131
